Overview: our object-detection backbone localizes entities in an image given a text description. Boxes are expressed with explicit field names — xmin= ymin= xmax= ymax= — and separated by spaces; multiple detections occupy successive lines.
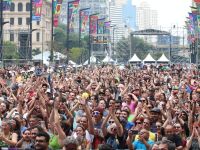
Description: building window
xmin=36 ymin=32 xmax=40 ymax=42
xmin=37 ymin=21 xmax=40 ymax=25
xmin=18 ymin=3 xmax=23 ymax=11
xmin=10 ymin=3 xmax=15 ymax=11
xmin=26 ymin=17 xmax=30 ymax=25
xmin=10 ymin=18 xmax=14 ymax=25
xmin=10 ymin=33 xmax=14 ymax=41
xmin=26 ymin=3 xmax=30 ymax=11
xmin=18 ymin=18 xmax=22 ymax=25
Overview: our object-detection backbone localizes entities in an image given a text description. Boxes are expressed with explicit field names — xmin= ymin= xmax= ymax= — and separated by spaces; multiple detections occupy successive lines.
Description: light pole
xmin=110 ymin=25 xmax=116 ymax=58
xmin=1 ymin=21 xmax=9 ymax=66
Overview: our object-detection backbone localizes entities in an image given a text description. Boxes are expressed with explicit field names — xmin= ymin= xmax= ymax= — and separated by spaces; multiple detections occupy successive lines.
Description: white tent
xmin=143 ymin=53 xmax=156 ymax=63
xmin=129 ymin=54 xmax=141 ymax=63
xmin=102 ymin=55 xmax=114 ymax=63
xmin=157 ymin=53 xmax=170 ymax=63
xmin=83 ymin=55 xmax=97 ymax=65
xmin=32 ymin=51 xmax=67 ymax=65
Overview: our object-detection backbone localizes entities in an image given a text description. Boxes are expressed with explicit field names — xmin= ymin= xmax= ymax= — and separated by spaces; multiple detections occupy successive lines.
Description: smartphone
xmin=131 ymin=130 xmax=139 ymax=135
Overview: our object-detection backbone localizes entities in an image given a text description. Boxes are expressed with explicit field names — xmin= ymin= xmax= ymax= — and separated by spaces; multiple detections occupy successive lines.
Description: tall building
xmin=136 ymin=1 xmax=158 ymax=30
xmin=2 ymin=0 xmax=52 ymax=58
xmin=109 ymin=0 xmax=125 ymax=43
xmin=122 ymin=0 xmax=136 ymax=30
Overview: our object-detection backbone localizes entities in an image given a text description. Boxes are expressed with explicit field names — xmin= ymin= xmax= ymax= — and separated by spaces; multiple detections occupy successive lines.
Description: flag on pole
xmin=194 ymin=0 xmax=200 ymax=3
xmin=68 ymin=0 xmax=80 ymax=32
xmin=32 ymin=0 xmax=43 ymax=21
xmin=97 ymin=18 xmax=105 ymax=34
xmin=53 ymin=0 xmax=63 ymax=27
xmin=104 ymin=21 xmax=111 ymax=34
xmin=80 ymin=9 xmax=90 ymax=38
xmin=90 ymin=15 xmax=98 ymax=34
xmin=3 ymin=0 xmax=12 ymax=11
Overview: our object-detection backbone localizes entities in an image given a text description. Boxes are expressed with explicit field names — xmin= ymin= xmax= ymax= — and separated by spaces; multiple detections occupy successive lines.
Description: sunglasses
xmin=92 ymin=111 xmax=100 ymax=116
xmin=109 ymin=120 xmax=115 ymax=124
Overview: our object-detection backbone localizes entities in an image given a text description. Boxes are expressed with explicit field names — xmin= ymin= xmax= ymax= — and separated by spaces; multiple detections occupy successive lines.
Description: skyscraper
xmin=122 ymin=0 xmax=136 ymax=30
xmin=136 ymin=1 xmax=158 ymax=30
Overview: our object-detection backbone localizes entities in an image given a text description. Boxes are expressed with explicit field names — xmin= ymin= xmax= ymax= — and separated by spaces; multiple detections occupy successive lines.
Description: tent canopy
xmin=102 ymin=55 xmax=114 ymax=63
xmin=157 ymin=53 xmax=170 ymax=63
xmin=32 ymin=51 xmax=67 ymax=65
xmin=143 ymin=53 xmax=156 ymax=62
xmin=83 ymin=56 xmax=98 ymax=65
xmin=129 ymin=54 xmax=141 ymax=62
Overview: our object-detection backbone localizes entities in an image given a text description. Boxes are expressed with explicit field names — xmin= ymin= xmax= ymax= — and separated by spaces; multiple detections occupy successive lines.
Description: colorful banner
xmin=90 ymin=15 xmax=98 ymax=34
xmin=80 ymin=9 xmax=90 ymax=38
xmin=53 ymin=0 xmax=63 ymax=27
xmin=32 ymin=0 xmax=43 ymax=21
xmin=3 ymin=0 xmax=12 ymax=11
xmin=104 ymin=21 xmax=111 ymax=34
xmin=97 ymin=18 xmax=105 ymax=34
xmin=68 ymin=0 xmax=80 ymax=32
xmin=197 ymin=15 xmax=200 ymax=30
xmin=194 ymin=0 xmax=200 ymax=3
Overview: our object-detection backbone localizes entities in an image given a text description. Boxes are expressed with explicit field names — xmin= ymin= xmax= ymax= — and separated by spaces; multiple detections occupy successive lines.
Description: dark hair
xmin=30 ymin=125 xmax=44 ymax=133
xmin=42 ymin=83 xmax=48 ymax=88
xmin=160 ymin=139 xmax=176 ymax=150
xmin=36 ymin=132 xmax=50 ymax=143
xmin=98 ymin=144 xmax=114 ymax=150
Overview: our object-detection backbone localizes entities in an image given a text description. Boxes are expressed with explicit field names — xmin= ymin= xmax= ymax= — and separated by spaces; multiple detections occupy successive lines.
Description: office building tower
xmin=136 ymin=1 xmax=158 ymax=30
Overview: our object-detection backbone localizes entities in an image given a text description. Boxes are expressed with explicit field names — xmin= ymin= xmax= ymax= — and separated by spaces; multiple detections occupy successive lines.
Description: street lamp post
xmin=110 ymin=25 xmax=116 ymax=58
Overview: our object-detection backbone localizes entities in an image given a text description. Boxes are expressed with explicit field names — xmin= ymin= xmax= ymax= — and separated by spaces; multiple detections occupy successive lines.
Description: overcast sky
xmin=132 ymin=0 xmax=192 ymax=28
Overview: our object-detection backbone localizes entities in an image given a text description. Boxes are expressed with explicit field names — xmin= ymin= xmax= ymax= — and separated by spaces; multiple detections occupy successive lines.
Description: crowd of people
xmin=0 ymin=64 xmax=198 ymax=150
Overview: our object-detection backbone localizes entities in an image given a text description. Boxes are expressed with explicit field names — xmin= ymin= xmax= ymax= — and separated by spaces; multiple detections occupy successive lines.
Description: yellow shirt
xmin=135 ymin=131 xmax=155 ymax=142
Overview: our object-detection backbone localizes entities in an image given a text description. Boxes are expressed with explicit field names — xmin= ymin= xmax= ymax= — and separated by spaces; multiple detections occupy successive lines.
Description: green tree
xmin=3 ymin=41 xmax=19 ymax=59
xmin=32 ymin=49 xmax=41 ymax=56
xmin=69 ymin=47 xmax=83 ymax=62
xmin=115 ymin=36 xmax=154 ymax=62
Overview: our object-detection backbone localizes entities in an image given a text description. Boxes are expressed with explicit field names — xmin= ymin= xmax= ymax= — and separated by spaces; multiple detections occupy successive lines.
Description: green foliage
xmin=69 ymin=47 xmax=83 ymax=62
xmin=115 ymin=36 xmax=155 ymax=62
xmin=53 ymin=23 xmax=89 ymax=63
xmin=3 ymin=41 xmax=19 ymax=59
xmin=32 ymin=49 xmax=41 ymax=56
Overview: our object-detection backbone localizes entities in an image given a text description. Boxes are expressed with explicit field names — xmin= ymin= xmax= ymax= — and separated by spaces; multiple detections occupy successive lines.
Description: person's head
xmin=139 ymin=129 xmax=149 ymax=140
xmin=98 ymin=100 xmax=106 ymax=109
xmin=107 ymin=123 xmax=117 ymax=135
xmin=1 ymin=120 xmax=11 ymax=133
xmin=115 ymin=109 xmax=121 ymax=119
xmin=174 ymin=123 xmax=182 ymax=135
xmin=31 ymin=126 xmax=44 ymax=140
xmin=152 ymin=141 xmax=161 ymax=150
xmin=143 ymin=118 xmax=150 ymax=130
xmin=62 ymin=136 xmax=78 ymax=150
xmin=42 ymin=83 xmax=48 ymax=93
xmin=22 ymin=129 xmax=31 ymax=141
xmin=164 ymin=124 xmax=174 ymax=139
xmin=9 ymin=118 xmax=21 ymax=131
xmin=0 ymin=102 xmax=9 ymax=113
xmin=158 ymin=139 xmax=176 ymax=150
xmin=108 ymin=99 xmax=115 ymax=107
xmin=156 ymin=121 xmax=162 ymax=133
xmin=92 ymin=107 xmax=103 ymax=122
xmin=68 ymin=92 xmax=76 ymax=101
xmin=115 ymin=100 xmax=121 ymax=109
xmin=75 ymin=125 xmax=86 ymax=137
xmin=34 ymin=132 xmax=50 ymax=150
xmin=29 ymin=115 xmax=40 ymax=127
xmin=120 ymin=110 xmax=129 ymax=120
xmin=79 ymin=116 xmax=88 ymax=129
xmin=98 ymin=144 xmax=114 ymax=150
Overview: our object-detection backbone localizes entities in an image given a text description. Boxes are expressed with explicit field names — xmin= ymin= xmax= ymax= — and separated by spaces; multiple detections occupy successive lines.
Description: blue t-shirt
xmin=133 ymin=140 xmax=154 ymax=150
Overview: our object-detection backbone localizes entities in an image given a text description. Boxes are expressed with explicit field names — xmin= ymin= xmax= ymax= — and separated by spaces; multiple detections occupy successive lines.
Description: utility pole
xmin=30 ymin=0 xmax=33 ymax=60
